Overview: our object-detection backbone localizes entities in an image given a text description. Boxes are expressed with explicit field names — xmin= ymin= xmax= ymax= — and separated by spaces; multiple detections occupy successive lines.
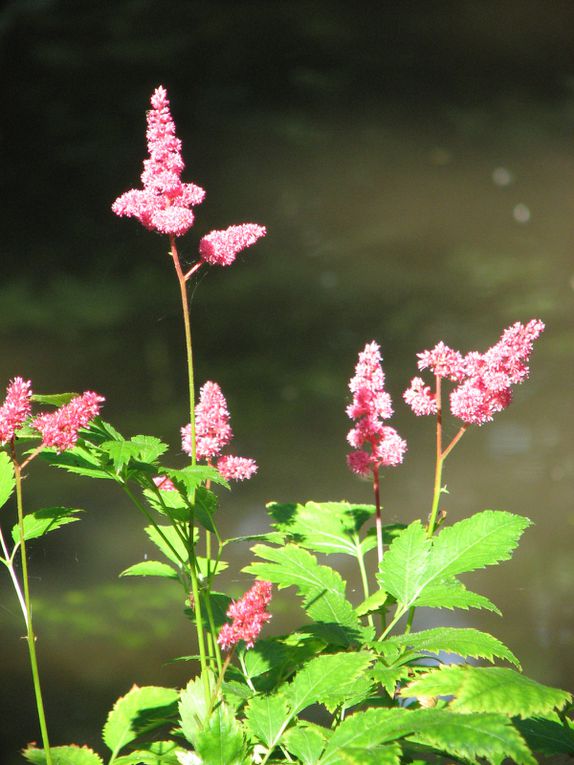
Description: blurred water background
xmin=1 ymin=1 xmax=574 ymax=761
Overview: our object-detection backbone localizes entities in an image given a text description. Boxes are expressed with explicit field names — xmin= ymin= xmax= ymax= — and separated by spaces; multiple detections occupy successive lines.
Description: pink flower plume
xmin=199 ymin=224 xmax=266 ymax=266
xmin=417 ymin=341 xmax=465 ymax=382
xmin=112 ymin=86 xmax=205 ymax=237
xmin=181 ymin=381 xmax=258 ymax=481
xmin=33 ymin=392 xmax=105 ymax=452
xmin=0 ymin=377 xmax=32 ymax=445
xmin=403 ymin=377 xmax=438 ymax=416
xmin=217 ymin=580 xmax=272 ymax=651
xmin=346 ymin=342 xmax=406 ymax=477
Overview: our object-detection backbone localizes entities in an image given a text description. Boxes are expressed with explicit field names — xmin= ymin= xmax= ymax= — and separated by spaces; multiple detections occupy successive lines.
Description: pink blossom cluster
xmin=217 ymin=580 xmax=272 ymax=651
xmin=346 ymin=342 xmax=407 ymax=477
xmin=182 ymin=381 xmax=257 ymax=481
xmin=112 ymin=86 xmax=205 ymax=236
xmin=32 ymin=392 xmax=105 ymax=452
xmin=199 ymin=224 xmax=267 ymax=267
xmin=0 ymin=378 xmax=32 ymax=445
xmin=403 ymin=319 xmax=545 ymax=426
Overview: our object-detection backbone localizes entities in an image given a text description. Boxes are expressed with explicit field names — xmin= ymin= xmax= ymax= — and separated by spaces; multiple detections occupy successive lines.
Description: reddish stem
xmin=373 ymin=465 xmax=383 ymax=564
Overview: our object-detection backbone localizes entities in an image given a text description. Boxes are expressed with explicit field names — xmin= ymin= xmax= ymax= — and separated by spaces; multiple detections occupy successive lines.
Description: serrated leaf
xmin=403 ymin=666 xmax=571 ymax=718
xmin=100 ymin=440 xmax=140 ymax=472
xmin=241 ymin=637 xmax=320 ymax=687
xmin=319 ymin=710 xmax=403 ymax=765
xmin=102 ymin=685 xmax=179 ymax=755
xmin=284 ymin=723 xmax=328 ymax=765
xmin=11 ymin=507 xmax=82 ymax=544
xmin=338 ymin=744 xmax=401 ymax=765
xmin=194 ymin=486 xmax=217 ymax=532
xmin=119 ymin=560 xmax=179 ymax=580
xmin=129 ymin=435 xmax=169 ymax=463
xmin=284 ymin=652 xmax=374 ymax=715
xmin=40 ymin=445 xmax=113 ymax=480
xmin=144 ymin=525 xmax=193 ymax=567
xmin=23 ymin=745 xmax=104 ymax=765
xmin=412 ymin=578 xmax=500 ymax=613
xmin=165 ymin=464 xmax=228 ymax=496
xmin=179 ymin=676 xmax=209 ymax=745
xmin=143 ymin=485 xmax=191 ymax=523
xmin=356 ymin=588 xmax=388 ymax=617
xmin=113 ymin=740 xmax=181 ymax=764
xmin=244 ymin=544 xmax=365 ymax=645
xmin=514 ymin=716 xmax=574 ymax=755
xmin=0 ymin=450 xmax=15 ymax=509
xmin=371 ymin=663 xmax=412 ymax=696
xmin=378 ymin=521 xmax=432 ymax=607
xmin=244 ymin=693 xmax=289 ymax=747
xmin=31 ymin=392 xmax=78 ymax=406
xmin=381 ymin=627 xmax=520 ymax=668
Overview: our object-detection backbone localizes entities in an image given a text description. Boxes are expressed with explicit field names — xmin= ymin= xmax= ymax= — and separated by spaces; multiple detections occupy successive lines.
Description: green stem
xmin=355 ymin=541 xmax=374 ymax=629
xmin=207 ymin=647 xmax=234 ymax=718
xmin=170 ymin=235 xmax=196 ymax=465
xmin=186 ymin=516 xmax=210 ymax=704
xmin=426 ymin=375 xmax=443 ymax=538
xmin=14 ymin=460 xmax=52 ymax=765
xmin=372 ymin=465 xmax=383 ymax=564
xmin=0 ymin=525 xmax=28 ymax=626
xmin=379 ymin=605 xmax=407 ymax=641
xmin=203 ymin=590 xmax=223 ymax=673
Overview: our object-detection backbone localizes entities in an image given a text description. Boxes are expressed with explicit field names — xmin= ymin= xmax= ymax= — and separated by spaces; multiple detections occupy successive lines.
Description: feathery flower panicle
xmin=217 ymin=580 xmax=272 ymax=651
xmin=0 ymin=377 xmax=32 ymax=444
xmin=112 ymin=86 xmax=205 ymax=237
xmin=346 ymin=342 xmax=406 ymax=477
xmin=403 ymin=377 xmax=438 ymax=417
xmin=199 ymin=224 xmax=267 ymax=267
xmin=449 ymin=319 xmax=544 ymax=426
xmin=416 ymin=341 xmax=465 ymax=382
xmin=182 ymin=381 xmax=258 ymax=482
xmin=33 ymin=392 xmax=104 ymax=452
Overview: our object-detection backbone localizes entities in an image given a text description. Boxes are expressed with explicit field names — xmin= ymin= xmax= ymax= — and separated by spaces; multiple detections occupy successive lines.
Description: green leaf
xmin=244 ymin=693 xmax=290 ymax=747
xmin=185 ymin=592 xmax=232 ymax=629
xmin=119 ymin=561 xmax=179 ymax=580
xmin=241 ymin=637 xmax=320 ymax=685
xmin=129 ymin=435 xmax=169 ymax=463
xmin=194 ymin=486 xmax=217 ymax=532
xmin=244 ymin=544 xmax=365 ymax=645
xmin=100 ymin=439 xmax=140 ymax=472
xmin=165 ymin=464 xmax=229 ymax=495
xmin=143 ymin=485 xmax=191 ymax=523
xmin=268 ymin=501 xmax=375 ymax=556
xmin=179 ymin=676 xmax=209 ymax=745
xmin=193 ymin=701 xmax=248 ymax=765
xmin=113 ymin=741 xmax=181 ymax=764
xmin=0 ymin=450 xmax=15 ymax=509
xmin=379 ymin=511 xmax=530 ymax=613
xmin=102 ymin=685 xmax=179 ymax=755
xmin=11 ymin=507 xmax=82 ymax=544
xmin=371 ymin=663 xmax=412 ymax=696
xmin=144 ymin=525 xmax=192 ymax=567
xmin=514 ymin=716 xmax=574 ymax=756
xmin=403 ymin=666 xmax=571 ymax=718
xmin=284 ymin=723 xmax=328 ymax=765
xmin=355 ymin=588 xmax=388 ymax=617
xmin=284 ymin=652 xmax=374 ymax=715
xmin=337 ymin=744 xmax=401 ymax=765
xmin=319 ymin=708 xmax=536 ymax=765
xmin=31 ymin=392 xmax=78 ymax=406
xmin=23 ymin=745 xmax=103 ymax=765
xmin=381 ymin=627 xmax=520 ymax=668
xmin=40 ymin=445 xmax=114 ymax=480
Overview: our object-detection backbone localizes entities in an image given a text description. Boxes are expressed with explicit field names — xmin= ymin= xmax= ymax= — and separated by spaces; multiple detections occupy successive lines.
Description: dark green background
xmin=1 ymin=1 xmax=573 ymax=761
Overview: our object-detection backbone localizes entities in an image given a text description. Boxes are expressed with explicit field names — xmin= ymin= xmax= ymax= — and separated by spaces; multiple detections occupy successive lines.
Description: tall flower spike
xmin=33 ymin=392 xmax=105 ymax=453
xmin=217 ymin=580 xmax=272 ymax=651
xmin=0 ymin=377 xmax=32 ymax=445
xmin=181 ymin=381 xmax=258 ymax=481
xmin=346 ymin=342 xmax=406 ymax=477
xmin=112 ymin=86 xmax=205 ymax=237
xmin=199 ymin=224 xmax=266 ymax=267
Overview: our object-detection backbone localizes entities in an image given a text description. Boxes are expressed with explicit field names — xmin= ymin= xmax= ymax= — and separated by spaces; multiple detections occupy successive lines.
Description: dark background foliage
xmin=1 ymin=1 xmax=573 ymax=760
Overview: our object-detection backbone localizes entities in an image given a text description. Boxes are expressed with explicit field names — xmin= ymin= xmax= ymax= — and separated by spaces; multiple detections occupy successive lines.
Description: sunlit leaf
xmin=0 ymin=451 xmax=15 ymax=509
xmin=119 ymin=560 xmax=179 ymax=580
xmin=113 ymin=740 xmax=181 ymax=764
xmin=283 ymin=723 xmax=328 ymax=765
xmin=356 ymin=588 xmax=388 ymax=617
xmin=23 ymin=745 xmax=103 ymax=765
xmin=102 ymin=685 xmax=179 ymax=755
xmin=11 ymin=506 xmax=82 ymax=544
xmin=244 ymin=693 xmax=289 ymax=747
xmin=31 ymin=392 xmax=78 ymax=406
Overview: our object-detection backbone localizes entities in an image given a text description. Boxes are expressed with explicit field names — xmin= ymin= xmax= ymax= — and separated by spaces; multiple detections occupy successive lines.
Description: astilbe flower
xmin=346 ymin=342 xmax=406 ymax=477
xmin=416 ymin=341 xmax=466 ymax=382
xmin=0 ymin=377 xmax=32 ymax=444
xmin=32 ymin=392 xmax=105 ymax=452
xmin=217 ymin=580 xmax=272 ymax=651
xmin=450 ymin=319 xmax=544 ymax=426
xmin=199 ymin=224 xmax=267 ymax=267
xmin=112 ymin=86 xmax=205 ymax=236
xmin=181 ymin=381 xmax=257 ymax=481
xmin=403 ymin=376 xmax=437 ymax=417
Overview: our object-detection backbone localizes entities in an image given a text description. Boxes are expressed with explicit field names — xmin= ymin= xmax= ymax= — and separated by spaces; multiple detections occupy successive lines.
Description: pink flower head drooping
xmin=403 ymin=376 xmax=438 ymax=417
xmin=217 ymin=580 xmax=272 ymax=651
xmin=0 ymin=377 xmax=32 ymax=445
xmin=416 ymin=341 xmax=466 ymax=382
xmin=449 ymin=319 xmax=545 ymax=426
xmin=32 ymin=392 xmax=105 ymax=453
xmin=112 ymin=86 xmax=205 ymax=237
xmin=199 ymin=224 xmax=266 ymax=267
xmin=181 ymin=381 xmax=258 ymax=481
xmin=346 ymin=342 xmax=407 ymax=477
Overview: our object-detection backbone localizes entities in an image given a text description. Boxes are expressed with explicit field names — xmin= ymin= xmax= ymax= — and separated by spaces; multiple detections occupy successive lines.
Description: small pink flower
xmin=403 ymin=377 xmax=438 ymax=417
xmin=199 ymin=224 xmax=266 ymax=267
xmin=217 ymin=455 xmax=258 ymax=481
xmin=112 ymin=86 xmax=205 ymax=237
xmin=217 ymin=580 xmax=272 ymax=651
xmin=346 ymin=342 xmax=406 ymax=475
xmin=417 ymin=341 xmax=465 ymax=382
xmin=0 ymin=377 xmax=32 ymax=445
xmin=182 ymin=381 xmax=257 ymax=482
xmin=33 ymin=392 xmax=104 ymax=452
xmin=153 ymin=475 xmax=177 ymax=491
